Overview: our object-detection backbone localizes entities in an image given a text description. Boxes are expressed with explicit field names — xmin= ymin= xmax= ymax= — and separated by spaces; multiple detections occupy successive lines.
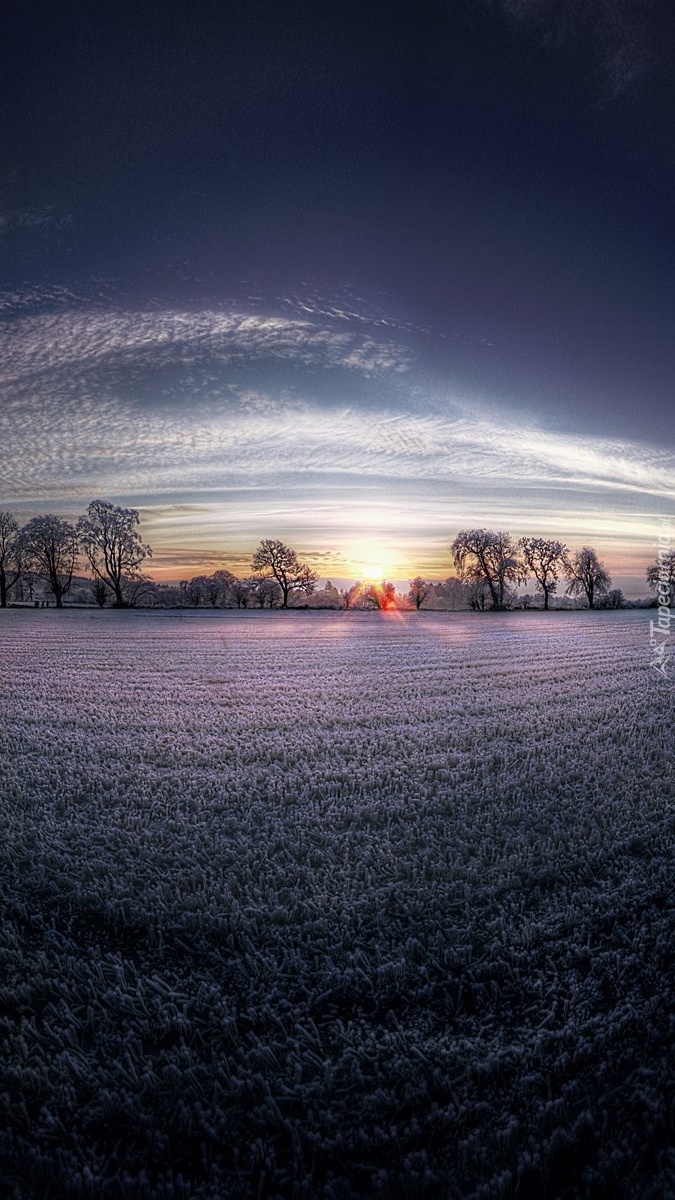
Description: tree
xmin=21 ymin=514 xmax=79 ymax=608
xmin=311 ymin=580 xmax=341 ymax=609
xmin=121 ymin=574 xmax=155 ymax=607
xmin=364 ymin=580 xmax=396 ymax=610
xmin=519 ymin=537 xmax=568 ymax=611
xmin=78 ymin=499 xmax=152 ymax=608
xmin=565 ymin=547 xmax=611 ymax=609
xmin=210 ymin=569 xmax=237 ymax=606
xmin=342 ymin=582 xmax=363 ymax=610
xmin=91 ymin=578 xmax=108 ymax=607
xmin=183 ymin=576 xmax=208 ymax=606
xmin=451 ymin=529 xmax=525 ymax=609
xmin=408 ymin=577 xmax=430 ymax=610
xmin=468 ymin=578 xmax=491 ymax=611
xmin=597 ymin=588 xmax=625 ymax=609
xmin=436 ymin=577 xmax=473 ymax=611
xmin=18 ymin=571 xmax=37 ymax=603
xmin=646 ymin=550 xmax=675 ymax=598
xmin=146 ymin=583 xmax=182 ymax=608
xmin=251 ymin=539 xmax=318 ymax=608
xmin=245 ymin=574 xmax=282 ymax=608
xmin=230 ymin=578 xmax=251 ymax=608
xmin=0 ymin=511 xmax=24 ymax=608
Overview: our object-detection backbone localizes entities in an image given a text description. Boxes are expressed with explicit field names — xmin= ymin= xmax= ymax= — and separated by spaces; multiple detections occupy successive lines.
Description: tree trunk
xmin=0 ymin=574 xmax=6 ymax=608
xmin=50 ymin=573 xmax=67 ymax=608
xmin=486 ymin=577 xmax=499 ymax=608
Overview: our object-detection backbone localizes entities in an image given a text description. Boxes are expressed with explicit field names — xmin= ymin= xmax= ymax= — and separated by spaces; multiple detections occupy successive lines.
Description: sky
xmin=1 ymin=0 xmax=674 ymax=593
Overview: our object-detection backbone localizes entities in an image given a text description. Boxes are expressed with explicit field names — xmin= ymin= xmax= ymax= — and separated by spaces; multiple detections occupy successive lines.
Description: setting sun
xmin=351 ymin=541 xmax=398 ymax=582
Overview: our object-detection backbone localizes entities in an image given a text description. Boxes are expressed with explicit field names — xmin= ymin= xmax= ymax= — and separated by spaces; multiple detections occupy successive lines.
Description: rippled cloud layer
xmin=2 ymin=303 xmax=672 ymax=585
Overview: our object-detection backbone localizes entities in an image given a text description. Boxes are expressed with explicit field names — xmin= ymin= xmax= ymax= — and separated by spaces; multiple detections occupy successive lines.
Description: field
xmin=1 ymin=607 xmax=674 ymax=1199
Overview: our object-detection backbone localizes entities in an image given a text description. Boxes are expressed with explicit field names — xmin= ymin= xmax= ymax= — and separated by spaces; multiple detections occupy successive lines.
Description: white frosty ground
xmin=1 ymin=609 xmax=674 ymax=1199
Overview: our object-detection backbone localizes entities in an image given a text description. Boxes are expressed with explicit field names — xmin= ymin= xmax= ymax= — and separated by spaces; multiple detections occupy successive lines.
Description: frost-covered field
xmin=1 ymin=608 xmax=674 ymax=1199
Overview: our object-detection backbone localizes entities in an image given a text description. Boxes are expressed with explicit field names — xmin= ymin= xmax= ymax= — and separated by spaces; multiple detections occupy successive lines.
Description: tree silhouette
xmin=519 ymin=537 xmax=568 ymax=610
xmin=598 ymin=588 xmax=625 ymax=609
xmin=565 ymin=547 xmax=611 ymax=609
xmin=468 ymin=579 xmax=491 ymax=611
xmin=0 ymin=511 xmax=24 ymax=608
xmin=210 ymin=569 xmax=237 ymax=606
xmin=245 ymin=574 xmax=282 ymax=608
xmin=230 ymin=579 xmax=251 ymax=608
xmin=21 ymin=514 xmax=79 ymax=608
xmin=408 ymin=577 xmax=430 ymax=610
xmin=91 ymin=578 xmax=108 ymax=608
xmin=182 ymin=576 xmax=208 ymax=606
xmin=251 ymin=540 xmax=318 ymax=608
xmin=451 ymin=529 xmax=525 ymax=609
xmin=120 ymin=574 xmax=155 ymax=607
xmin=646 ymin=550 xmax=675 ymax=599
xmin=78 ymin=500 xmax=152 ymax=608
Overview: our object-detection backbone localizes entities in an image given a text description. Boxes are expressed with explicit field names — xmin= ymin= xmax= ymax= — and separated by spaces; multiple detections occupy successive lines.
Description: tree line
xmin=450 ymin=529 xmax=621 ymax=611
xmin=0 ymin=507 xmax=323 ymax=611
xmin=0 ymin=504 xmax=671 ymax=611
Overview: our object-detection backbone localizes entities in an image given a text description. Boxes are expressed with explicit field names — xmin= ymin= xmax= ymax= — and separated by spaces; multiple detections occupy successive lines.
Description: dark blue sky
xmin=1 ymin=0 xmax=674 ymax=587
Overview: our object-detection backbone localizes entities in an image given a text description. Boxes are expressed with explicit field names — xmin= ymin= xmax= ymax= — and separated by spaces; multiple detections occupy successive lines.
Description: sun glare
xmin=362 ymin=564 xmax=387 ymax=582
xmin=351 ymin=541 xmax=397 ymax=583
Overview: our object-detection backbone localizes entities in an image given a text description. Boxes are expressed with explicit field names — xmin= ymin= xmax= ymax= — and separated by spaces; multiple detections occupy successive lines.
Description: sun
xmin=351 ymin=541 xmax=397 ymax=583
xmin=362 ymin=562 xmax=387 ymax=582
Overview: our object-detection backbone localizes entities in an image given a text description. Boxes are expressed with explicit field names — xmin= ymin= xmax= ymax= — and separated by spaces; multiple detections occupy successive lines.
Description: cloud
xmin=0 ymin=205 xmax=73 ymax=236
xmin=497 ymin=0 xmax=670 ymax=97
xmin=0 ymin=304 xmax=412 ymax=500
xmin=3 ymin=368 xmax=672 ymax=504
xmin=1 ymin=303 xmax=671 ymax=584
xmin=0 ymin=308 xmax=411 ymax=391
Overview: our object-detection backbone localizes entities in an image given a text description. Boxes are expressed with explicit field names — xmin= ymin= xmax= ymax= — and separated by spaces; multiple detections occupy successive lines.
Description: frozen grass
xmin=1 ymin=608 xmax=674 ymax=1199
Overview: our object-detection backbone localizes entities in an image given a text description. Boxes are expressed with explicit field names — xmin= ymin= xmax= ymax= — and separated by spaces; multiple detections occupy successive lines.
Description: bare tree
xmin=230 ymin=578 xmax=251 ymax=608
xmin=597 ymin=588 xmax=625 ymax=609
xmin=183 ymin=576 xmax=208 ymax=606
xmin=364 ymin=580 xmax=396 ymax=610
xmin=408 ymin=577 xmax=430 ymax=610
xmin=147 ymin=583 xmax=182 ymax=607
xmin=91 ymin=578 xmax=108 ymax=607
xmin=211 ymin=569 xmax=237 ymax=606
xmin=519 ymin=537 xmax=568 ymax=610
xmin=251 ymin=539 xmax=318 ymax=608
xmin=468 ymin=578 xmax=491 ymax=611
xmin=121 ymin=574 xmax=155 ymax=607
xmin=565 ymin=547 xmax=611 ymax=609
xmin=436 ymin=577 xmax=472 ymax=611
xmin=18 ymin=571 xmax=37 ymax=603
xmin=342 ymin=582 xmax=362 ymax=610
xmin=78 ymin=500 xmax=152 ymax=608
xmin=245 ymin=574 xmax=282 ymax=608
xmin=646 ymin=550 xmax=675 ymax=599
xmin=311 ymin=580 xmax=341 ymax=608
xmin=0 ymin=511 xmax=24 ymax=607
xmin=21 ymin=514 xmax=79 ymax=608
xmin=451 ymin=529 xmax=525 ymax=609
